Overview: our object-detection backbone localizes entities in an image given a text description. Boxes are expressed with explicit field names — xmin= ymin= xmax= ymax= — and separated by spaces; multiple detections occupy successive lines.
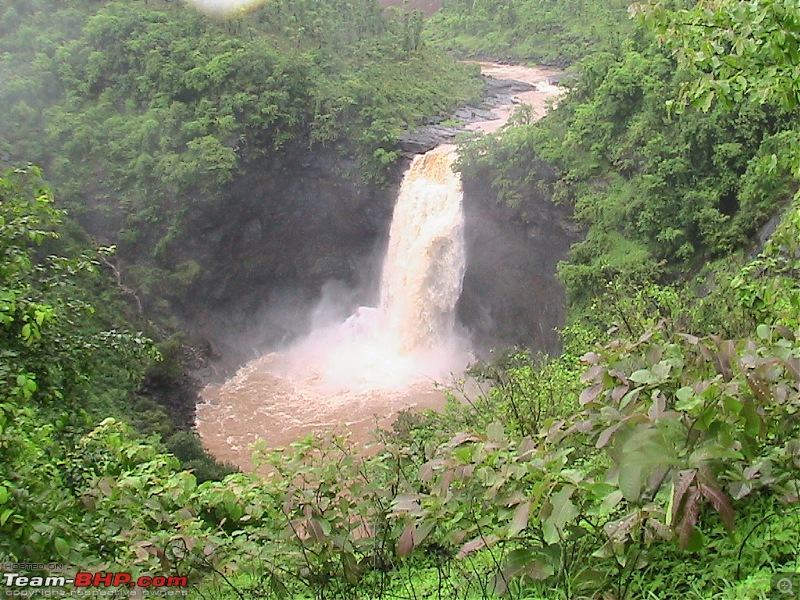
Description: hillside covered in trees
xmin=426 ymin=0 xmax=634 ymax=65
xmin=2 ymin=0 xmax=800 ymax=598
xmin=0 ymin=0 xmax=481 ymax=320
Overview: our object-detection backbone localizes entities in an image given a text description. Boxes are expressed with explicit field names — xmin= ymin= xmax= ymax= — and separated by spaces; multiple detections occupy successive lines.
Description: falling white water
xmin=198 ymin=144 xmax=471 ymax=465
xmin=381 ymin=145 xmax=466 ymax=351
xmin=278 ymin=143 xmax=470 ymax=391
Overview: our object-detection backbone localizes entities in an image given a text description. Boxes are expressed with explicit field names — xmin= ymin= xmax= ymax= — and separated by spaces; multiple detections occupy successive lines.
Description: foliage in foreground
xmin=3 ymin=0 xmax=800 ymax=597
xmin=5 ymin=315 xmax=797 ymax=597
xmin=0 ymin=166 xmax=236 ymax=562
xmin=3 ymin=189 xmax=799 ymax=598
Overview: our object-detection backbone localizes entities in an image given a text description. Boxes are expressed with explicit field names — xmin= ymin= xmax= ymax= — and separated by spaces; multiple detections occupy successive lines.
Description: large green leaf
xmin=542 ymin=486 xmax=578 ymax=545
xmin=54 ymin=537 xmax=70 ymax=559
xmin=617 ymin=427 xmax=678 ymax=501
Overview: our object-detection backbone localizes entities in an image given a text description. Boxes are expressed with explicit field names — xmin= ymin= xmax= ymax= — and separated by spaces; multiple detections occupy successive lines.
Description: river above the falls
xmin=465 ymin=62 xmax=563 ymax=133
xmin=196 ymin=63 xmax=564 ymax=470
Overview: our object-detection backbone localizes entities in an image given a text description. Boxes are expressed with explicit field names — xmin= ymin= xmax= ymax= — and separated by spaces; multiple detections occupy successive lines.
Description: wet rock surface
xmin=458 ymin=163 xmax=581 ymax=356
xmin=397 ymin=77 xmax=536 ymax=155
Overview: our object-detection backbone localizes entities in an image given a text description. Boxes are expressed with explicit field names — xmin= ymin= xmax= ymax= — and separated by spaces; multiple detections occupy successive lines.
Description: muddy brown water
xmin=196 ymin=64 xmax=564 ymax=471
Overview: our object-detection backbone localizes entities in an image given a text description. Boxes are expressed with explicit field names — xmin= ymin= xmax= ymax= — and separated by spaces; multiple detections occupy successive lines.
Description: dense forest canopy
xmin=1 ymin=0 xmax=799 ymax=597
xmin=426 ymin=0 xmax=635 ymax=65
xmin=453 ymin=0 xmax=800 ymax=315
xmin=0 ymin=0 xmax=481 ymax=312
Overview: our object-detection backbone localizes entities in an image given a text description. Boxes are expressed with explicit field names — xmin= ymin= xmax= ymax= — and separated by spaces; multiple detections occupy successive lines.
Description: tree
xmin=0 ymin=167 xmax=155 ymax=408
xmin=638 ymin=0 xmax=800 ymax=114
xmin=0 ymin=167 xmax=62 ymax=403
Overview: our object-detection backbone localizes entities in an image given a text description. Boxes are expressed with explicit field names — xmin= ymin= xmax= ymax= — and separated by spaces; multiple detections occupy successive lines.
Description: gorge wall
xmin=458 ymin=161 xmax=580 ymax=356
xmin=168 ymin=148 xmax=407 ymax=374
xmin=160 ymin=140 xmax=577 ymax=375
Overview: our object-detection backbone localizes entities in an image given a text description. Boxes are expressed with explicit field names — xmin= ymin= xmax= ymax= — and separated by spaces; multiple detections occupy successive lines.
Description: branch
xmin=95 ymin=248 xmax=143 ymax=314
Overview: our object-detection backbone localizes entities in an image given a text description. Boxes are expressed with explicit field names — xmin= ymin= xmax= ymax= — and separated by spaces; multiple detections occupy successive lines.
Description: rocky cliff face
xmin=172 ymin=149 xmax=409 ymax=373
xmin=108 ymin=94 xmax=575 ymax=375
xmin=158 ymin=143 xmax=576 ymax=374
xmin=458 ymin=161 xmax=580 ymax=356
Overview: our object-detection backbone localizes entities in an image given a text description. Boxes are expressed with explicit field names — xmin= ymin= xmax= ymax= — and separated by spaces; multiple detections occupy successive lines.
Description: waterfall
xmin=198 ymin=62 xmax=565 ymax=465
xmin=198 ymin=143 xmax=472 ymax=461
xmin=296 ymin=142 xmax=470 ymax=391
xmin=380 ymin=145 xmax=466 ymax=351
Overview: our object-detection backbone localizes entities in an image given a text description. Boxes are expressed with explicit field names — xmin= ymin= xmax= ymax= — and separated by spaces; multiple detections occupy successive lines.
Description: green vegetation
xmin=0 ymin=167 xmax=231 ymax=555
xmin=425 ymin=0 xmax=633 ymax=65
xmin=457 ymin=16 xmax=800 ymax=316
xmin=4 ymin=170 xmax=798 ymax=593
xmin=0 ymin=0 xmax=481 ymax=310
xmin=2 ymin=0 xmax=800 ymax=597
xmin=0 ymin=166 xmax=152 ymax=415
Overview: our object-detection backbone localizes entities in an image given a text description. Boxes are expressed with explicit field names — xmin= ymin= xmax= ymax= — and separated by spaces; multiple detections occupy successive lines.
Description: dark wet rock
xmin=398 ymin=127 xmax=459 ymax=154
xmin=458 ymin=107 xmax=497 ymax=121
xmin=240 ymin=219 xmax=263 ymax=248
xmin=164 ymin=148 xmax=409 ymax=374
xmin=458 ymin=159 xmax=581 ymax=356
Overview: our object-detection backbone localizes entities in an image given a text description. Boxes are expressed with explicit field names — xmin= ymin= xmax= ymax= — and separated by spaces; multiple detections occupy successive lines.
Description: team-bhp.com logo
xmin=3 ymin=569 xmax=188 ymax=596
